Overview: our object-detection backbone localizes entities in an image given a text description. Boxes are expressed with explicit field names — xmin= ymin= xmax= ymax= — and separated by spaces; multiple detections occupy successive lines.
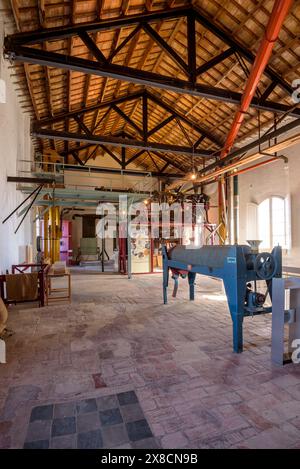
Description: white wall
xmin=0 ymin=21 xmax=32 ymax=273
xmin=238 ymin=141 xmax=300 ymax=266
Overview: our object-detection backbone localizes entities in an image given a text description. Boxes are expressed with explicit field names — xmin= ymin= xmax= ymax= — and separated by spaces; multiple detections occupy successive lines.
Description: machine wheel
xmin=254 ymin=252 xmax=277 ymax=280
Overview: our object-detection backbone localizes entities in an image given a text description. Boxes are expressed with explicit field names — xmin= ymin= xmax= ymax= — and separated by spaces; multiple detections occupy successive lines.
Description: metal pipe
xmin=228 ymin=157 xmax=279 ymax=177
xmin=220 ymin=0 xmax=293 ymax=159
xmin=44 ymin=211 xmax=49 ymax=259
xmin=233 ymin=175 xmax=239 ymax=244
xmin=2 ymin=184 xmax=42 ymax=224
xmin=14 ymin=185 xmax=44 ymax=234
xmin=217 ymin=0 xmax=293 ymax=242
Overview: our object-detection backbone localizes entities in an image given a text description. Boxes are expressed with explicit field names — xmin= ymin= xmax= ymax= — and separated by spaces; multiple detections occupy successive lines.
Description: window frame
xmin=257 ymin=195 xmax=291 ymax=251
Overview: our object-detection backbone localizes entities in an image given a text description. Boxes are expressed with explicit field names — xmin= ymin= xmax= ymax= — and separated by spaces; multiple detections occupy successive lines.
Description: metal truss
xmin=4 ymin=6 xmax=296 ymax=116
xmin=32 ymin=90 xmax=224 ymax=172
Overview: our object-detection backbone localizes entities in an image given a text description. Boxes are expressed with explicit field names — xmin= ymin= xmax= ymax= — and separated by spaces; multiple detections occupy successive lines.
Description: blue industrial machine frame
xmin=162 ymin=244 xmax=282 ymax=353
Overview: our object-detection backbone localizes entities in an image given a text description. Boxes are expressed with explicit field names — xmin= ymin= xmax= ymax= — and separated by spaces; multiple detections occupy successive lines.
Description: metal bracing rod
xmin=112 ymin=104 xmax=143 ymax=136
xmin=84 ymin=145 xmax=99 ymax=165
xmin=14 ymin=184 xmax=44 ymax=234
xmin=194 ymin=135 xmax=205 ymax=149
xmin=141 ymin=22 xmax=188 ymax=75
xmin=71 ymin=151 xmax=85 ymax=165
xmin=2 ymin=183 xmax=43 ymax=224
xmin=125 ymin=150 xmax=145 ymax=166
xmin=147 ymin=114 xmax=176 ymax=138
xmin=78 ymin=31 xmax=107 ymax=63
xmin=31 ymin=126 xmax=217 ymax=157
xmin=5 ymin=5 xmax=291 ymax=95
xmin=160 ymin=162 xmax=170 ymax=173
xmin=100 ymin=144 xmax=122 ymax=165
xmin=74 ymin=115 xmax=92 ymax=136
xmin=6 ymin=46 xmax=298 ymax=119
xmin=108 ymin=24 xmax=142 ymax=62
xmin=196 ymin=48 xmax=235 ymax=76
xmin=15 ymin=201 xmax=33 ymax=218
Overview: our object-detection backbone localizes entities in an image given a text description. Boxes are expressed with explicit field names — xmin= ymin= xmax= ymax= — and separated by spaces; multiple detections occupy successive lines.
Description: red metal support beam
xmin=221 ymin=0 xmax=294 ymax=159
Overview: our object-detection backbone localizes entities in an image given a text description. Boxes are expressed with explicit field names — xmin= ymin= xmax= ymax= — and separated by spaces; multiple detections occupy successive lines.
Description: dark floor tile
xmin=126 ymin=419 xmax=153 ymax=442
xmin=102 ymin=424 xmax=129 ymax=448
xmin=0 ymin=436 xmax=11 ymax=449
xmin=117 ymin=391 xmax=138 ymax=406
xmin=99 ymin=408 xmax=123 ymax=427
xmin=24 ymin=440 xmax=49 ymax=449
xmin=51 ymin=417 xmax=76 ymax=437
xmin=51 ymin=434 xmax=77 ymax=449
xmin=77 ymin=412 xmax=101 ymax=433
xmin=77 ymin=429 xmax=103 ymax=449
xmin=98 ymin=350 xmax=113 ymax=360
xmin=76 ymin=398 xmax=97 ymax=414
xmin=25 ymin=420 xmax=52 ymax=442
xmin=30 ymin=405 xmax=53 ymax=422
xmin=132 ymin=438 xmax=160 ymax=449
xmin=97 ymin=395 xmax=118 ymax=411
xmin=120 ymin=403 xmax=144 ymax=423
xmin=54 ymin=402 xmax=76 ymax=418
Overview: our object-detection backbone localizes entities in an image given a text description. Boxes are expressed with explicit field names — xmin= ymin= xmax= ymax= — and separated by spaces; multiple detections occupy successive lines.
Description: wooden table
xmin=46 ymin=268 xmax=71 ymax=305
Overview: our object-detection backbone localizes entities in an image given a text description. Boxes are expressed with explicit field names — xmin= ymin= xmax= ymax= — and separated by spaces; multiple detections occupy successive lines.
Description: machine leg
xmin=188 ymin=272 xmax=196 ymax=301
xmin=172 ymin=275 xmax=179 ymax=298
xmin=232 ymin=314 xmax=244 ymax=353
xmin=224 ymin=279 xmax=246 ymax=353
xmin=163 ymin=266 xmax=169 ymax=304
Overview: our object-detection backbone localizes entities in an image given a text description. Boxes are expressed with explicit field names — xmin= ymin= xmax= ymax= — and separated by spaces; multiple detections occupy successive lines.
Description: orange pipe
xmin=218 ymin=0 xmax=292 ymax=242
xmin=228 ymin=157 xmax=279 ymax=177
xmin=221 ymin=0 xmax=293 ymax=159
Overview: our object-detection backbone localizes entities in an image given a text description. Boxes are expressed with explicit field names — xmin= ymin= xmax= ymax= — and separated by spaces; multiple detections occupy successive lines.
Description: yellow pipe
xmin=55 ymin=206 xmax=61 ymax=262
xmin=49 ymin=207 xmax=53 ymax=262
xmin=44 ymin=211 xmax=49 ymax=259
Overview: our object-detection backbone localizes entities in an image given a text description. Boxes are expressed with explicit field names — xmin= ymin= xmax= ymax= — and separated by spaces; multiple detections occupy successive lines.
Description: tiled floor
xmin=23 ymin=391 xmax=154 ymax=449
xmin=1 ymin=273 xmax=300 ymax=449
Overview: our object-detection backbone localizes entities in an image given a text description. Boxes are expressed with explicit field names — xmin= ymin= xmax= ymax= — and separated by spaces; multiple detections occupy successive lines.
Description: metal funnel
xmin=246 ymin=240 xmax=262 ymax=254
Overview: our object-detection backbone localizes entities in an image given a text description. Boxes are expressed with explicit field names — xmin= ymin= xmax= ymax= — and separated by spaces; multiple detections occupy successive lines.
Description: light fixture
xmin=144 ymin=199 xmax=149 ymax=205
xmin=190 ymin=171 xmax=197 ymax=180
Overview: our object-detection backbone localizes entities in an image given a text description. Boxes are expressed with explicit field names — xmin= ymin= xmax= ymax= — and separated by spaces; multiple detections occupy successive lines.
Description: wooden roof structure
xmin=4 ymin=0 xmax=300 ymax=176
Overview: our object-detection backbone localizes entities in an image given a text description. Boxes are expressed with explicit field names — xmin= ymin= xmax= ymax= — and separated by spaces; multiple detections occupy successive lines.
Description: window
xmin=257 ymin=196 xmax=291 ymax=250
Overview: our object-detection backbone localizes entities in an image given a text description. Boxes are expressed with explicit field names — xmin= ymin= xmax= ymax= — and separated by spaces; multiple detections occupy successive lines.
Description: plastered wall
xmin=238 ymin=141 xmax=300 ymax=267
xmin=0 ymin=23 xmax=32 ymax=273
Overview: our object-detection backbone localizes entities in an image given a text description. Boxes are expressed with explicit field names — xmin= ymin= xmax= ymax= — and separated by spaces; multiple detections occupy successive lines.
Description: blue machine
xmin=162 ymin=242 xmax=282 ymax=353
